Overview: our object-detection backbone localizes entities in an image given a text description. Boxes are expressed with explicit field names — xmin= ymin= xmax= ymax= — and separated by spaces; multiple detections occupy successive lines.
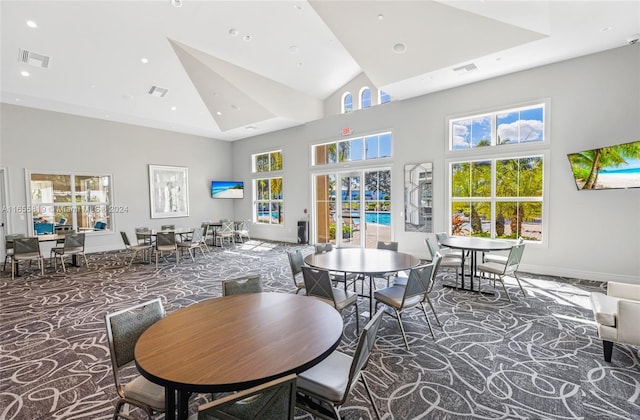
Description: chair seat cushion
xmin=123 ymin=375 xmax=165 ymax=411
xmin=591 ymin=292 xmax=618 ymax=327
xmin=484 ymin=253 xmax=507 ymax=264
xmin=332 ymin=288 xmax=358 ymax=311
xmin=297 ymin=351 xmax=352 ymax=402
xmin=374 ymin=286 xmax=421 ymax=309
xmin=477 ymin=261 xmax=505 ymax=275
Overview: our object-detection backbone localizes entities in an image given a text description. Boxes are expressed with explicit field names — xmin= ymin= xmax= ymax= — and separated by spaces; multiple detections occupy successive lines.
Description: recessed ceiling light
xmin=141 ymin=57 xmax=149 ymax=64
xmin=216 ymin=111 xmax=222 ymax=116
xmin=171 ymin=106 xmax=177 ymax=111
xmin=377 ymin=14 xmax=384 ymax=21
xmin=26 ymin=20 xmax=38 ymax=28
xmin=297 ymin=62 xmax=304 ymax=68
xmin=170 ymin=0 xmax=183 ymax=8
xmin=393 ymin=43 xmax=407 ymax=54
xmin=229 ymin=28 xmax=239 ymax=37
xmin=20 ymin=70 xmax=30 ymax=77
xmin=601 ymin=26 xmax=613 ymax=32
xmin=244 ymin=35 xmax=252 ymax=42
xmin=288 ymin=45 xmax=299 ymax=54
xmin=293 ymin=4 xmax=303 ymax=11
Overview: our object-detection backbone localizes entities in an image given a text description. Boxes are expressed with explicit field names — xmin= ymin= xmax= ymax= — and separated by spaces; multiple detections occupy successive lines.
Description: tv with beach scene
xmin=211 ymin=181 xmax=244 ymax=198
xmin=567 ymin=140 xmax=640 ymax=190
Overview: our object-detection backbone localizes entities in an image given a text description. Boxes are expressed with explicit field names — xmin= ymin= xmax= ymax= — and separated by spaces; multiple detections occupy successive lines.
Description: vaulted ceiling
xmin=2 ymin=1 xmax=639 ymax=141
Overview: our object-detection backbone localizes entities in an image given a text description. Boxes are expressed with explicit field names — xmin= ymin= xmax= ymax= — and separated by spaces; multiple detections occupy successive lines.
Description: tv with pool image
xmin=567 ymin=140 xmax=640 ymax=190
xmin=211 ymin=181 xmax=244 ymax=198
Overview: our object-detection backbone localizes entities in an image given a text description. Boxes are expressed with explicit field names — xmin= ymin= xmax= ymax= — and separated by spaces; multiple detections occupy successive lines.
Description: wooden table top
xmin=439 ymin=236 xmax=513 ymax=252
xmin=304 ymin=248 xmax=421 ymax=274
xmin=135 ymin=292 xmax=343 ymax=393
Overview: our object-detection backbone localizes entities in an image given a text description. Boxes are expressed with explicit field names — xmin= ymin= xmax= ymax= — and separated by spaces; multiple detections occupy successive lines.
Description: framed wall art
xmin=148 ymin=164 xmax=189 ymax=218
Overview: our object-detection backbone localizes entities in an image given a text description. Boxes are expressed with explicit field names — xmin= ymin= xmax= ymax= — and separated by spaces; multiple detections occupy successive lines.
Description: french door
xmin=313 ymin=168 xmax=391 ymax=248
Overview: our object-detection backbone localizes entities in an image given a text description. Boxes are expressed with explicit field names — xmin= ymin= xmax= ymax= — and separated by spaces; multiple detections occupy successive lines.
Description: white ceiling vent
xmin=18 ymin=49 xmax=50 ymax=68
xmin=453 ymin=63 xmax=479 ymax=74
xmin=148 ymin=86 xmax=168 ymax=98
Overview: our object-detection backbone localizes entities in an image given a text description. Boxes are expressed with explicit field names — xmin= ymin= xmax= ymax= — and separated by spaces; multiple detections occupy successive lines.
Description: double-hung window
xmin=252 ymin=150 xmax=283 ymax=225
xmin=447 ymin=102 xmax=548 ymax=243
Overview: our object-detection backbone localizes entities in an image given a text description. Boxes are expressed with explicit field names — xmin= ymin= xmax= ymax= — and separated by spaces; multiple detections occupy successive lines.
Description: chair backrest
xmin=156 ymin=231 xmax=176 ymax=248
xmin=402 ymin=263 xmax=435 ymax=305
xmin=222 ymin=274 xmax=263 ymax=296
xmin=287 ymin=250 xmax=304 ymax=280
xmin=376 ymin=241 xmax=398 ymax=251
xmin=197 ymin=373 xmax=297 ymax=420
xmin=344 ymin=310 xmax=385 ymax=404
xmin=427 ymin=252 xmax=442 ymax=292
xmin=220 ymin=221 xmax=234 ymax=234
xmin=424 ymin=237 xmax=437 ymax=260
xmin=13 ymin=237 xmax=40 ymax=255
xmin=5 ymin=233 xmax=26 ymax=251
xmin=504 ymin=243 xmax=526 ymax=274
xmin=120 ymin=231 xmax=132 ymax=247
xmin=191 ymin=227 xmax=204 ymax=243
xmin=64 ymin=233 xmax=85 ymax=251
xmin=105 ymin=299 xmax=165 ymax=391
xmin=301 ymin=266 xmax=334 ymax=303
xmin=314 ymin=243 xmax=333 ymax=254
xmin=161 ymin=224 xmax=175 ymax=231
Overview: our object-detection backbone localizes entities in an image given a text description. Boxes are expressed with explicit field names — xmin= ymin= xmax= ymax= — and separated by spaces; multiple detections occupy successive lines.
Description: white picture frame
xmin=148 ymin=164 xmax=189 ymax=219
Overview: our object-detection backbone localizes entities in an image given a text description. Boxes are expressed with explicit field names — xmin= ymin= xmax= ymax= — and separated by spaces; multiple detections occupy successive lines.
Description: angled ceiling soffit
xmin=310 ymin=1 xmax=547 ymax=87
xmin=169 ymin=39 xmax=322 ymax=132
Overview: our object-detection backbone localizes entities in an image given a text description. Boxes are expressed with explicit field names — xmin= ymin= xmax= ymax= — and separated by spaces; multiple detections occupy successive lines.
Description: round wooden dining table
xmin=304 ymin=248 xmax=421 ymax=316
xmin=134 ymin=292 xmax=344 ymax=420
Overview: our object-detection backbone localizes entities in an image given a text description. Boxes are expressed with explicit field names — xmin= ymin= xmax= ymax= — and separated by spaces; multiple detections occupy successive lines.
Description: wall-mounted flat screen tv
xmin=211 ymin=181 xmax=244 ymax=198
xmin=567 ymin=140 xmax=640 ymax=190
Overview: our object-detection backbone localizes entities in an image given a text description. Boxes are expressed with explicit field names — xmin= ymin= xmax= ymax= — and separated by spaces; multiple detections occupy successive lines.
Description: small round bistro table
xmin=304 ymin=248 xmax=421 ymax=316
xmin=135 ymin=292 xmax=343 ymax=420
xmin=439 ymin=236 xmax=513 ymax=292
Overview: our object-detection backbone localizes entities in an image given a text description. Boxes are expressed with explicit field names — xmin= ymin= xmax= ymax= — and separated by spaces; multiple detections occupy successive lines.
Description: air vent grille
xmin=453 ymin=63 xmax=478 ymax=73
xmin=18 ymin=49 xmax=50 ymax=68
xmin=148 ymin=86 xmax=168 ymax=98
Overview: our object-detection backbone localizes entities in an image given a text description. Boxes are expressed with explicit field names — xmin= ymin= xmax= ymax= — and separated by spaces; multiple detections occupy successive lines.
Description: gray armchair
xmin=591 ymin=281 xmax=640 ymax=362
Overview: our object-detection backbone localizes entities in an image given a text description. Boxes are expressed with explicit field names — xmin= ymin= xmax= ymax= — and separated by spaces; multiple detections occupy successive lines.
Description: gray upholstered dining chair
xmin=483 ymin=237 xmax=524 ymax=264
xmin=136 ymin=227 xmax=152 ymax=245
xmin=234 ymin=220 xmax=251 ymax=243
xmin=194 ymin=374 xmax=297 ymax=419
xmin=11 ymin=237 xmax=44 ymax=280
xmin=3 ymin=233 xmax=25 ymax=272
xmin=301 ymin=266 xmax=359 ymax=332
xmin=51 ymin=232 xmax=88 ymax=272
xmin=287 ymin=250 xmax=306 ymax=294
xmin=120 ymin=231 xmax=153 ymax=267
xmin=375 ymin=240 xmax=399 ymax=286
xmin=374 ymin=260 xmax=440 ymax=349
xmin=221 ymin=274 xmax=263 ymax=296
xmin=425 ymin=236 xmax=462 ymax=288
xmin=296 ymin=310 xmax=384 ymax=420
xmin=314 ymin=242 xmax=359 ymax=291
xmin=477 ymin=242 xmax=526 ymax=301
xmin=177 ymin=227 xmax=207 ymax=262
xmin=154 ymin=231 xmax=178 ymax=268
xmin=105 ymin=298 xmax=166 ymax=420
xmin=435 ymin=232 xmax=463 ymax=258
xmin=216 ymin=220 xmax=236 ymax=247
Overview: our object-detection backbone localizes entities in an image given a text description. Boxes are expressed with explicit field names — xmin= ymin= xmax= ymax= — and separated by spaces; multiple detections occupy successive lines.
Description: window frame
xmin=311 ymin=131 xmax=393 ymax=167
xmin=342 ymin=92 xmax=353 ymax=114
xmin=25 ymin=169 xmax=116 ymax=236
xmin=251 ymin=150 xmax=284 ymax=226
xmin=447 ymin=99 xmax=549 ymax=155
xmin=445 ymin=99 xmax=550 ymax=247
xmin=359 ymin=87 xmax=371 ymax=109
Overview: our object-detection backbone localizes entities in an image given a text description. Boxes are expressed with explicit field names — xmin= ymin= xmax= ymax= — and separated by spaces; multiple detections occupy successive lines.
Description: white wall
xmin=232 ymin=45 xmax=640 ymax=283
xmin=0 ymin=105 xmax=234 ymax=253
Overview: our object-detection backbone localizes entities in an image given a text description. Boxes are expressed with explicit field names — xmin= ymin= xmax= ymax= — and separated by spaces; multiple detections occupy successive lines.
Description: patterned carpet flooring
xmin=1 ymin=240 xmax=639 ymax=419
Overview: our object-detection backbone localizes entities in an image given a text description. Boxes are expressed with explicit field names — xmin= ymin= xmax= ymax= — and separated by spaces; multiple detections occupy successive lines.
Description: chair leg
xmin=423 ymin=295 xmax=441 ymax=326
xmin=395 ymin=309 xmax=410 ymax=350
xmin=60 ymin=255 xmax=66 ymax=273
xmin=360 ymin=374 xmax=381 ymax=420
xmin=82 ymin=253 xmax=88 ymax=268
xmin=513 ymin=272 xmax=526 ymax=296
xmin=418 ymin=303 xmax=436 ymax=339
xmin=499 ymin=277 xmax=512 ymax=302
xmin=603 ymin=340 xmax=613 ymax=362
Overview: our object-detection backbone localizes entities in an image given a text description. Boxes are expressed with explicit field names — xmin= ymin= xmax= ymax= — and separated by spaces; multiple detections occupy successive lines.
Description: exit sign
xmin=342 ymin=127 xmax=352 ymax=136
